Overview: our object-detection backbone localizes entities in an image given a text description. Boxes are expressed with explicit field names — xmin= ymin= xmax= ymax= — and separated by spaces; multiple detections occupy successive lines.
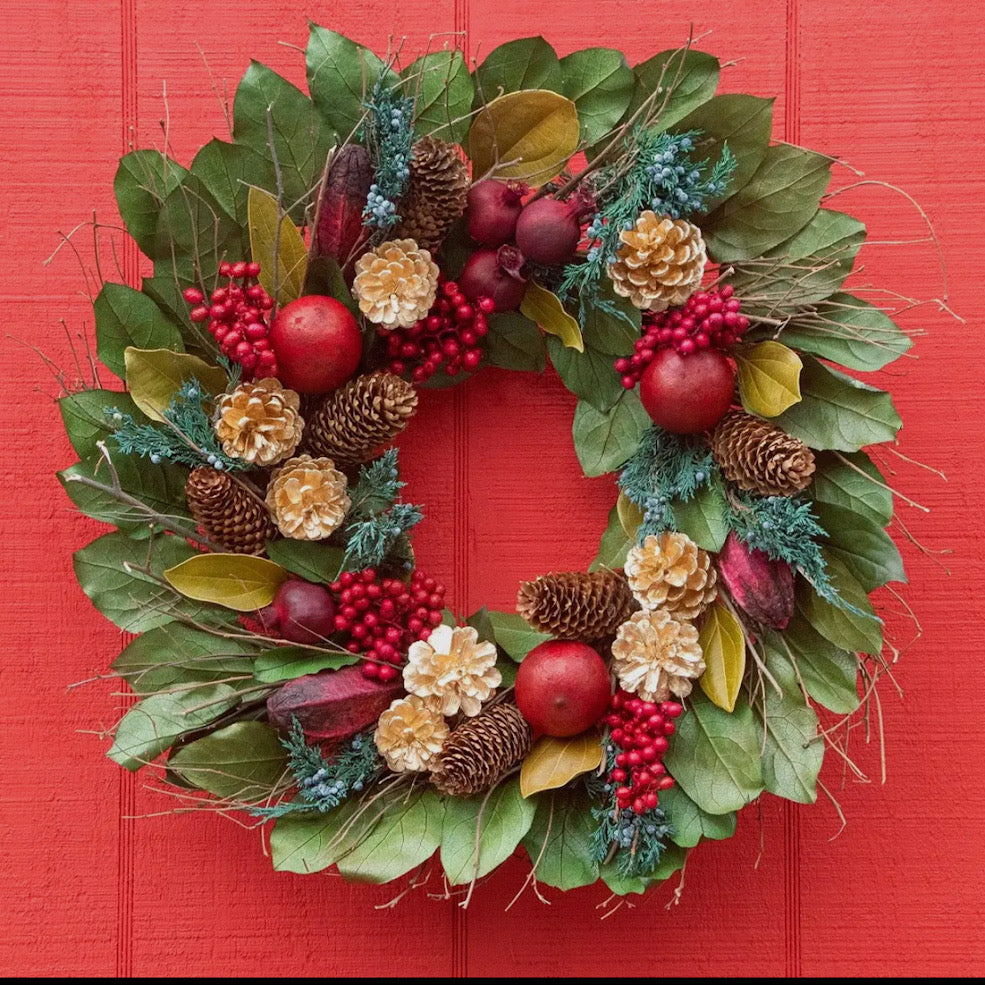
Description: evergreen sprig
xmin=361 ymin=78 xmax=414 ymax=229
xmin=106 ymin=379 xmax=247 ymax=472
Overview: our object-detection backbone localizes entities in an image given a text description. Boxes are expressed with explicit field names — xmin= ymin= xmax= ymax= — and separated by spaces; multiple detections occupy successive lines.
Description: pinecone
xmin=185 ymin=467 xmax=276 ymax=555
xmin=352 ymin=238 xmax=439 ymax=329
xmin=303 ymin=372 xmax=418 ymax=469
xmin=608 ymin=211 xmax=707 ymax=311
xmin=625 ymin=531 xmax=718 ymax=620
xmin=611 ymin=609 xmax=705 ymax=703
xmin=711 ymin=410 xmax=816 ymax=496
xmin=391 ymin=136 xmax=470 ymax=253
xmin=214 ymin=378 xmax=304 ymax=467
xmin=265 ymin=455 xmax=351 ymax=540
xmin=516 ymin=570 xmax=637 ymax=642
xmin=430 ymin=702 xmax=532 ymax=797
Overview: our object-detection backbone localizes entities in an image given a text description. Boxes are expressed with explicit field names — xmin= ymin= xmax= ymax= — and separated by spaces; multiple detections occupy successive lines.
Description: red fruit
xmin=514 ymin=640 xmax=612 ymax=738
xmin=466 ymin=179 xmax=527 ymax=246
xmin=514 ymin=196 xmax=582 ymax=266
xmin=268 ymin=295 xmax=362 ymax=394
xmin=458 ymin=245 xmax=528 ymax=312
xmin=263 ymin=579 xmax=336 ymax=645
xmin=717 ymin=531 xmax=795 ymax=630
xmin=639 ymin=347 xmax=735 ymax=434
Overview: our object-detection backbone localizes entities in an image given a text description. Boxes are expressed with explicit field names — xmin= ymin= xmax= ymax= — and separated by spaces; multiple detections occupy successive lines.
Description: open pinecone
xmin=516 ymin=569 xmax=636 ymax=641
xmin=352 ymin=238 xmax=439 ymax=329
xmin=624 ymin=531 xmax=717 ymax=620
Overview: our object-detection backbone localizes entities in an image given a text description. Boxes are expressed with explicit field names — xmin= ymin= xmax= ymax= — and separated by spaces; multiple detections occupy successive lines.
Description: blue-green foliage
xmin=106 ymin=379 xmax=247 ymax=472
xmin=252 ymin=720 xmax=381 ymax=819
xmin=361 ymin=78 xmax=414 ymax=229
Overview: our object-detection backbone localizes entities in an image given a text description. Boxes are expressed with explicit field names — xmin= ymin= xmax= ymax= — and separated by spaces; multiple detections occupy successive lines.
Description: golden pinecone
xmin=303 ymin=372 xmax=418 ymax=469
xmin=608 ymin=211 xmax=707 ymax=311
xmin=711 ymin=410 xmax=816 ymax=496
xmin=516 ymin=569 xmax=637 ymax=641
xmin=404 ymin=624 xmax=501 ymax=718
xmin=265 ymin=454 xmax=351 ymax=540
xmin=214 ymin=378 xmax=303 ymax=467
xmin=611 ymin=609 xmax=705 ymax=702
xmin=625 ymin=531 xmax=718 ymax=619
xmin=374 ymin=695 xmax=450 ymax=773
xmin=391 ymin=136 xmax=470 ymax=253
xmin=352 ymin=238 xmax=439 ymax=329
xmin=431 ymin=702 xmax=532 ymax=797
xmin=185 ymin=467 xmax=277 ymax=555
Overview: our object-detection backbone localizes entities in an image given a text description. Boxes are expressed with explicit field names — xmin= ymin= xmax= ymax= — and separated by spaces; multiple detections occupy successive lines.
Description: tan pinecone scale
xmin=303 ymin=372 xmax=418 ymax=469
xmin=186 ymin=467 xmax=276 ymax=555
xmin=516 ymin=569 xmax=637 ymax=641
xmin=711 ymin=410 xmax=816 ymax=496
xmin=430 ymin=702 xmax=532 ymax=797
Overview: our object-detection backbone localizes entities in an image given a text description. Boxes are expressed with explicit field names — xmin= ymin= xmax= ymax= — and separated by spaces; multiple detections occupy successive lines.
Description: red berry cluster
xmin=327 ymin=568 xmax=446 ymax=683
xmin=383 ymin=277 xmax=493 ymax=384
xmin=185 ymin=261 xmax=277 ymax=380
xmin=605 ymin=689 xmax=683 ymax=814
xmin=615 ymin=285 xmax=750 ymax=389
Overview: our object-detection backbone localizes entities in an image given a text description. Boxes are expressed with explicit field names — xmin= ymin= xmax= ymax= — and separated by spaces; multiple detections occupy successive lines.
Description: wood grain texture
xmin=2 ymin=0 xmax=983 ymax=976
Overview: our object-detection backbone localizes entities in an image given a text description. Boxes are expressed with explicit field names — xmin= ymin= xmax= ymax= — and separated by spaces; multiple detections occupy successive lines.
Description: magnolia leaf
xmin=811 ymin=499 xmax=906 ymax=591
xmin=616 ymin=491 xmax=643 ymax=539
xmin=798 ymin=551 xmax=883 ymax=655
xmin=468 ymin=89 xmax=580 ymax=186
xmin=94 ymin=283 xmax=184 ymax=379
xmin=811 ymin=450 xmax=893 ymax=528
xmin=572 ymin=390 xmax=650 ymax=478
xmin=485 ymin=610 xmax=551 ymax=662
xmin=483 ymin=311 xmax=547 ymax=372
xmin=558 ymin=47 xmax=634 ymax=145
xmin=124 ymin=347 xmax=228 ymax=423
xmin=248 ymin=186 xmax=308 ymax=307
xmin=114 ymin=150 xmax=188 ymax=257
xmin=440 ymin=778 xmax=537 ymax=885
xmin=164 ymin=553 xmax=289 ymax=611
xmin=671 ymin=476 xmax=729 ymax=553
xmin=664 ymin=690 xmax=764 ymax=814
xmin=59 ymin=388 xmax=144 ymax=459
xmin=757 ymin=675 xmax=823 ymax=805
xmin=401 ymin=49 xmax=473 ymax=145
xmin=265 ymin=539 xmax=346 ymax=583
xmin=521 ymin=786 xmax=599 ymax=890
xmin=659 ymin=784 xmax=737 ymax=848
xmin=520 ymin=734 xmax=604 ymax=797
xmin=590 ymin=503 xmax=634 ymax=572
xmin=520 ymin=281 xmax=583 ymax=351
xmin=698 ymin=602 xmax=746 ymax=713
xmin=191 ymin=138 xmax=276 ymax=230
xmin=271 ymin=796 xmax=369 ymax=874
xmin=599 ymin=861 xmax=655 ymax=897
xmin=169 ymin=722 xmax=289 ymax=800
xmin=253 ymin=645 xmax=360 ymax=683
xmin=625 ymin=48 xmax=720 ymax=132
xmin=736 ymin=341 xmax=803 ymax=417
xmin=473 ymin=36 xmax=563 ymax=101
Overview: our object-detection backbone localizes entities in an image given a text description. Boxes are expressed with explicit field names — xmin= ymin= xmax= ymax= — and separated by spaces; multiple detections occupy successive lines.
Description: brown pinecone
xmin=516 ymin=570 xmax=637 ymax=642
xmin=711 ymin=410 xmax=816 ymax=496
xmin=430 ymin=702 xmax=532 ymax=797
xmin=186 ymin=467 xmax=276 ymax=555
xmin=303 ymin=372 xmax=418 ymax=469
xmin=391 ymin=136 xmax=470 ymax=253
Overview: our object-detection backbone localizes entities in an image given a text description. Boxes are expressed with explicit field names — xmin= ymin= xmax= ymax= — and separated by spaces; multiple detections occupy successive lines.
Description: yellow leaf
xmin=468 ymin=89 xmax=580 ymax=187
xmin=248 ymin=186 xmax=309 ymax=308
xmin=698 ymin=601 xmax=746 ymax=713
xmin=124 ymin=347 xmax=229 ymax=423
xmin=164 ymin=553 xmax=289 ymax=611
xmin=520 ymin=733 xmax=604 ymax=798
xmin=736 ymin=340 xmax=803 ymax=417
xmin=519 ymin=281 xmax=584 ymax=352
xmin=616 ymin=491 xmax=643 ymax=540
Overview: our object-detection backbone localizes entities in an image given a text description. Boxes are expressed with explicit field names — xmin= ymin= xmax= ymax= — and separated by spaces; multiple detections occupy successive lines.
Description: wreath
xmin=59 ymin=27 xmax=916 ymax=904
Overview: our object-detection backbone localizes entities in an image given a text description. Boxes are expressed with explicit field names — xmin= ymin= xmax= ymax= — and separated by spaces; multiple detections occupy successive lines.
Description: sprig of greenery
xmin=361 ymin=78 xmax=414 ymax=229
xmin=346 ymin=449 xmax=404 ymax=518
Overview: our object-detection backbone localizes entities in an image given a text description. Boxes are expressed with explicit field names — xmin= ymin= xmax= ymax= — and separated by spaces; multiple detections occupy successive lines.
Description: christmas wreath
xmin=59 ymin=27 xmax=915 ymax=904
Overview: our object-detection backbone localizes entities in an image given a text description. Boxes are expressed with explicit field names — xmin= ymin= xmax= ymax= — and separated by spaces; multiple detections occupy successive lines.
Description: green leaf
xmin=704 ymin=145 xmax=832 ymax=262
xmin=625 ymin=48 xmax=720 ymax=133
xmin=124 ymin=347 xmax=228 ymax=423
xmin=558 ymin=47 xmax=634 ymax=145
xmin=483 ymin=311 xmax=547 ymax=372
xmin=521 ymin=787 xmax=598 ymax=890
xmin=440 ymin=778 xmax=536 ymax=885
xmin=811 ymin=500 xmax=905 ymax=591
xmin=811 ymin=450 xmax=893 ymax=527
xmin=773 ymin=293 xmax=913 ymax=371
xmin=473 ymin=36 xmax=562 ymax=101
xmin=572 ymin=390 xmax=650 ymax=478
xmin=521 ymin=281 xmax=583 ymax=352
xmin=798 ymin=551 xmax=883 ymax=655
xmin=169 ymin=722 xmax=289 ymax=800
xmin=247 ymin=186 xmax=309 ymax=307
xmin=59 ymin=388 xmax=145 ymax=459
xmin=485 ymin=610 xmax=551 ymax=662
xmin=270 ymin=797 xmax=366 ymax=874
xmin=617 ymin=491 xmax=644 ymax=539
xmin=108 ymin=683 xmax=240 ymax=771
xmin=698 ymin=601 xmax=746 ymax=713
xmin=598 ymin=860 xmax=655 ymax=897
xmin=590 ymin=503 xmax=634 ymax=572
xmin=233 ymin=60 xmax=332 ymax=218
xmin=302 ymin=254 xmax=361 ymax=316
xmin=671 ymin=475 xmax=729 ymax=552
xmin=401 ymin=49 xmax=473 ymax=145
xmin=73 ymin=532 xmax=223 ymax=634
xmin=94 ymin=284 xmax=184 ymax=380
xmin=191 ymin=138 xmax=276 ymax=229
xmin=306 ymin=25 xmax=392 ymax=142
xmin=664 ymin=689 xmax=764 ymax=814
xmin=520 ymin=734 xmax=604 ymax=797
xmin=264 ymin=539 xmax=346 ymax=584
xmin=164 ymin=553 xmax=289 ymax=611
xmin=254 ymin=645 xmax=359 ymax=684
xmin=659 ymin=784 xmax=737 ymax=848
xmin=336 ymin=788 xmax=444 ymax=883
xmin=774 ymin=356 xmax=902 ymax=452
xmin=736 ymin=341 xmax=803 ymax=417
xmin=114 ymin=150 xmax=188 ymax=257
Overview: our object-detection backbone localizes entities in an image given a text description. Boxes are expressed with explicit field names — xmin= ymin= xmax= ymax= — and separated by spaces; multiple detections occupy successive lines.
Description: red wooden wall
xmin=4 ymin=0 xmax=982 ymax=976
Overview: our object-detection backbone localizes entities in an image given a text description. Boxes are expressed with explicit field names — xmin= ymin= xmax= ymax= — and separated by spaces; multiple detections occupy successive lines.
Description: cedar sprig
xmin=361 ymin=77 xmax=415 ymax=230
